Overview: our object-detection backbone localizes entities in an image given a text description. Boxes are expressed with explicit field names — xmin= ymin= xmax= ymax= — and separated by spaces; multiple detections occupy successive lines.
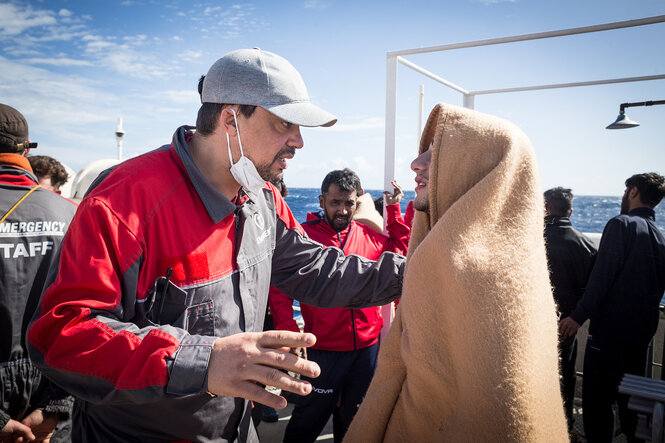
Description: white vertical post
xmin=384 ymin=55 xmax=398 ymax=191
xmin=463 ymin=93 xmax=475 ymax=109
xmin=115 ymin=117 xmax=125 ymax=161
xmin=382 ymin=55 xmax=399 ymax=336
xmin=417 ymin=85 xmax=425 ymax=142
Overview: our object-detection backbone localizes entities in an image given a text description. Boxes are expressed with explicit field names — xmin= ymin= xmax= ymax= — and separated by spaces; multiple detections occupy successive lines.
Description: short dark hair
xmin=625 ymin=172 xmax=665 ymax=208
xmin=28 ymin=155 xmax=68 ymax=190
xmin=195 ymin=74 xmax=257 ymax=136
xmin=321 ymin=168 xmax=362 ymax=195
xmin=544 ymin=187 xmax=573 ymax=216
xmin=374 ymin=196 xmax=384 ymax=214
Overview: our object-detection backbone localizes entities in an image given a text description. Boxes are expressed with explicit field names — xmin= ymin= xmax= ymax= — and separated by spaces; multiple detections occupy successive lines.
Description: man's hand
xmin=383 ymin=180 xmax=404 ymax=206
xmin=207 ymin=331 xmax=320 ymax=410
xmin=15 ymin=409 xmax=59 ymax=443
xmin=559 ymin=316 xmax=581 ymax=339
xmin=0 ymin=419 xmax=35 ymax=443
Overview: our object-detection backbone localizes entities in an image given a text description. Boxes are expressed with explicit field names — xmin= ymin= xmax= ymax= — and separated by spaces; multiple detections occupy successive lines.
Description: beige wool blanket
xmin=344 ymin=104 xmax=568 ymax=442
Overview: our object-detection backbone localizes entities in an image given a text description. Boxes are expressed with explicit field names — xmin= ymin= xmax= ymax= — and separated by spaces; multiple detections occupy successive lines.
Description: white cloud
xmin=182 ymin=49 xmax=203 ymax=59
xmin=0 ymin=3 xmax=57 ymax=36
xmin=20 ymin=57 xmax=93 ymax=66
xmin=58 ymin=9 xmax=73 ymax=17
xmin=190 ymin=3 xmax=264 ymax=38
xmin=160 ymin=90 xmax=200 ymax=105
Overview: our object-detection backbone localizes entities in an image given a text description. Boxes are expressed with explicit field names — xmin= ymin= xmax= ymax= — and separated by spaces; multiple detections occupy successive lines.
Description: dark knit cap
xmin=0 ymin=104 xmax=29 ymax=153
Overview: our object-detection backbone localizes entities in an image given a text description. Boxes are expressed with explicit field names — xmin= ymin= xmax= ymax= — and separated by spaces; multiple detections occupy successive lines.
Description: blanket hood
xmin=345 ymin=103 xmax=567 ymax=442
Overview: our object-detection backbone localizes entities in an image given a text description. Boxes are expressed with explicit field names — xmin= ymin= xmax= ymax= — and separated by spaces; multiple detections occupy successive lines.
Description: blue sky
xmin=1 ymin=0 xmax=664 ymax=195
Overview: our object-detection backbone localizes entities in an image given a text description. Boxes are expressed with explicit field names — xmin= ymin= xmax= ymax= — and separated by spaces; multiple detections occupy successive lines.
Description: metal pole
xmin=388 ymin=15 xmax=665 ymax=57
xmin=620 ymin=100 xmax=665 ymax=113
xmin=418 ymin=85 xmax=425 ymax=143
xmin=384 ymin=55 xmax=398 ymax=192
xmin=382 ymin=55 xmax=399 ymax=334
xmin=115 ymin=117 xmax=125 ymax=161
xmin=463 ymin=94 xmax=475 ymax=109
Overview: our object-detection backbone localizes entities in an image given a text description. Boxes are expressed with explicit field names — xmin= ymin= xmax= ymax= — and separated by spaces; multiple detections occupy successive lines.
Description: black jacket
xmin=544 ymin=216 xmax=597 ymax=318
xmin=571 ymin=208 xmax=665 ymax=344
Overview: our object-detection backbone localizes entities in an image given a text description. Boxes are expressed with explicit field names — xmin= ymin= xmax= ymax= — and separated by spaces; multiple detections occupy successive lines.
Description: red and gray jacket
xmin=0 ymin=155 xmax=77 ymax=428
xmin=270 ymin=206 xmax=408 ymax=351
xmin=26 ymin=126 xmax=405 ymax=443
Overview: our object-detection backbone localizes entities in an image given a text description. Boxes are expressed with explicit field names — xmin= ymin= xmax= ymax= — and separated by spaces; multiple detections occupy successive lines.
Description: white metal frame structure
xmin=379 ymin=15 xmax=665 ymax=336
xmin=383 ymin=15 xmax=665 ymax=190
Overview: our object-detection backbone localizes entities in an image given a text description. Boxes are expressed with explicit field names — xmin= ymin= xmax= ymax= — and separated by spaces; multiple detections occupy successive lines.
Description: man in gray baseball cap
xmin=28 ymin=49 xmax=405 ymax=442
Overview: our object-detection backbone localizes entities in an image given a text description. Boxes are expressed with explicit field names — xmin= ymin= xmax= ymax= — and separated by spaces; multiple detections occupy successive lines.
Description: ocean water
xmin=283 ymin=189 xmax=665 ymax=235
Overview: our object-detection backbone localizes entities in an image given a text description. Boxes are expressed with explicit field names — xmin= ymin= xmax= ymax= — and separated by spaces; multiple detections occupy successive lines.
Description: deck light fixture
xmin=606 ymin=100 xmax=665 ymax=129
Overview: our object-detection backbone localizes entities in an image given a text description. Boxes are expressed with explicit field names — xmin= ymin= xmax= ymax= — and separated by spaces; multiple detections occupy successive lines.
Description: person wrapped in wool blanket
xmin=344 ymin=103 xmax=568 ymax=442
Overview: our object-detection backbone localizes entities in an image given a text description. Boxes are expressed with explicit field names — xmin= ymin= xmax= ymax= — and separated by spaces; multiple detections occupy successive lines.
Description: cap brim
xmin=266 ymin=102 xmax=337 ymax=128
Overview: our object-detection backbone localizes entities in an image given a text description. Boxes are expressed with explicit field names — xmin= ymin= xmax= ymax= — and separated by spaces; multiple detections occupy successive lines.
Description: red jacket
xmin=270 ymin=203 xmax=409 ymax=351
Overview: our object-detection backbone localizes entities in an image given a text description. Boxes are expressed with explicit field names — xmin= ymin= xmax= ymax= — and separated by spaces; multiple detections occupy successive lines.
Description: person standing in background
xmin=560 ymin=172 xmax=665 ymax=442
xmin=543 ymin=186 xmax=597 ymax=439
xmin=27 ymin=155 xmax=69 ymax=195
xmin=271 ymin=169 xmax=409 ymax=442
xmin=0 ymin=104 xmax=76 ymax=442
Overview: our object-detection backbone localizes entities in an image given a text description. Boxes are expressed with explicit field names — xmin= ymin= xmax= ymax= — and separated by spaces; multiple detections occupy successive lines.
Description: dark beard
xmin=255 ymin=147 xmax=296 ymax=183
xmin=413 ymin=199 xmax=429 ymax=213
xmin=620 ymin=192 xmax=629 ymax=214
xmin=325 ymin=213 xmax=351 ymax=232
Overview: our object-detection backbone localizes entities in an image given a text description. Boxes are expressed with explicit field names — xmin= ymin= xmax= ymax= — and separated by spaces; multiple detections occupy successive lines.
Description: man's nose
xmin=290 ymin=126 xmax=304 ymax=149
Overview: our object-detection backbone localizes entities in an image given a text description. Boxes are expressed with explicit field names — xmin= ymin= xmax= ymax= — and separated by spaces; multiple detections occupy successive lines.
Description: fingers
xmin=207 ymin=332 xmax=321 ymax=402
xmin=391 ymin=180 xmax=403 ymax=195
xmin=3 ymin=420 xmax=35 ymax=442
xmin=259 ymin=330 xmax=316 ymax=349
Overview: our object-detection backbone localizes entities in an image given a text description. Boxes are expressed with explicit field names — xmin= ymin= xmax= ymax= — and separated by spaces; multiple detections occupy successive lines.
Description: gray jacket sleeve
xmin=270 ymin=217 xmax=405 ymax=308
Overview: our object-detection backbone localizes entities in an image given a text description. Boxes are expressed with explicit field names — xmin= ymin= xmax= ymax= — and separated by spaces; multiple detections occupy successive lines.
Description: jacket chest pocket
xmin=142 ymin=278 xmax=215 ymax=336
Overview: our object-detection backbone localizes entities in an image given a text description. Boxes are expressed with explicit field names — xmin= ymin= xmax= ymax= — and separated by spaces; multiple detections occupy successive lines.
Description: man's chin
xmin=413 ymin=198 xmax=429 ymax=213
xmin=333 ymin=220 xmax=351 ymax=231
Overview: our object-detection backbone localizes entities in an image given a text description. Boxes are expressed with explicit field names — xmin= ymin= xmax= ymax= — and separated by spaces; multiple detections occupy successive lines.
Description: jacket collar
xmin=306 ymin=210 xmax=353 ymax=237
xmin=0 ymin=153 xmax=33 ymax=173
xmin=628 ymin=207 xmax=656 ymax=221
xmin=544 ymin=215 xmax=571 ymax=226
xmin=171 ymin=126 xmax=238 ymax=224
xmin=0 ymin=154 xmax=39 ymax=186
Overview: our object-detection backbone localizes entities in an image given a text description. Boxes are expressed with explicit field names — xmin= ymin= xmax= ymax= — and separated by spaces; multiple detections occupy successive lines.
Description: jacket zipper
xmin=337 ymin=229 xmax=358 ymax=350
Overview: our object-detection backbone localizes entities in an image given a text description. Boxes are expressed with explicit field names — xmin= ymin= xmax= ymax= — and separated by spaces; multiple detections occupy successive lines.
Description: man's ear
xmin=629 ymin=186 xmax=640 ymax=201
xmin=319 ymin=194 xmax=325 ymax=209
xmin=220 ymin=107 xmax=239 ymax=136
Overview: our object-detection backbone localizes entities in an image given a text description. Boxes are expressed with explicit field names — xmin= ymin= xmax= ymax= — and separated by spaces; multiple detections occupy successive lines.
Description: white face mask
xmin=226 ymin=108 xmax=266 ymax=197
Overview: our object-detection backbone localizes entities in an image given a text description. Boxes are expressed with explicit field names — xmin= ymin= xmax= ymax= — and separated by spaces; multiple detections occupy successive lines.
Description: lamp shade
xmin=606 ymin=113 xmax=640 ymax=129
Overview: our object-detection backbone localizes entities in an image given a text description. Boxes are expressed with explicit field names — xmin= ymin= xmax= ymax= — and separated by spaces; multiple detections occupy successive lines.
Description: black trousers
xmin=582 ymin=335 xmax=649 ymax=443
xmin=284 ymin=344 xmax=378 ymax=443
xmin=560 ymin=335 xmax=578 ymax=432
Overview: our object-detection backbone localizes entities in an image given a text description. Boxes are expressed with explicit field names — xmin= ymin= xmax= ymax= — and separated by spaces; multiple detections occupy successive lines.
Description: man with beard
xmin=560 ymin=172 xmax=665 ymax=443
xmin=27 ymin=49 xmax=406 ymax=442
xmin=270 ymin=168 xmax=409 ymax=443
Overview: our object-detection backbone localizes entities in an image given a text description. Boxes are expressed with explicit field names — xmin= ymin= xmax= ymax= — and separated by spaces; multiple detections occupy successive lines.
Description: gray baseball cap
xmin=201 ymin=48 xmax=337 ymax=128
